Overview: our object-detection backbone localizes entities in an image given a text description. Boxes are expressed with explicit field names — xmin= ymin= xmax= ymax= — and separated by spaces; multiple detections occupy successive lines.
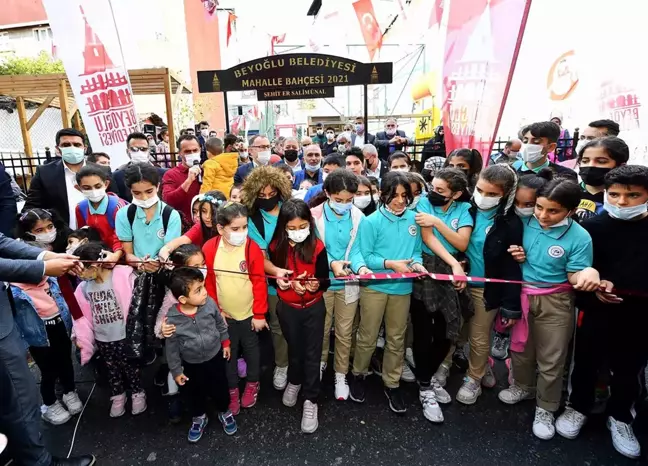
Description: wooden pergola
xmin=0 ymin=67 xmax=191 ymax=158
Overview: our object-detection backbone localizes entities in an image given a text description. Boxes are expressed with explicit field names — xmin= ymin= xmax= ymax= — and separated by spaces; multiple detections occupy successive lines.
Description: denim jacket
xmin=11 ymin=277 xmax=72 ymax=348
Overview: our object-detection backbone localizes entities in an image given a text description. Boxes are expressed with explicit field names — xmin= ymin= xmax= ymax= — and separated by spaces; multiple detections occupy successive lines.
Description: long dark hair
xmin=379 ymin=171 xmax=413 ymax=207
xmin=16 ymin=208 xmax=71 ymax=253
xmin=308 ymin=168 xmax=358 ymax=208
xmin=357 ymin=175 xmax=377 ymax=215
xmin=445 ymin=148 xmax=483 ymax=190
xmin=198 ymin=190 xmax=227 ymax=242
xmin=270 ymin=199 xmax=317 ymax=268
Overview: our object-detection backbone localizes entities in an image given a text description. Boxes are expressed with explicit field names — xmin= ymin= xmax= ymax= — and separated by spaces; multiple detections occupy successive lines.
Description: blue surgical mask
xmin=408 ymin=195 xmax=421 ymax=210
xmin=604 ymin=197 xmax=648 ymax=220
xmin=305 ymin=162 xmax=321 ymax=172
xmin=61 ymin=146 xmax=85 ymax=164
xmin=329 ymin=200 xmax=353 ymax=214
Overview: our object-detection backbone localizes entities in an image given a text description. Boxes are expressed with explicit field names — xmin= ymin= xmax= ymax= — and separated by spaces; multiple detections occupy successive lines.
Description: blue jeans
xmin=0 ymin=325 xmax=51 ymax=465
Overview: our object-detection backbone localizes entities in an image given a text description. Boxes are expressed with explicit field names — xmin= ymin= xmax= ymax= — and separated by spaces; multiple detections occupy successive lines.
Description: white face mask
xmin=185 ymin=153 xmax=201 ymax=167
xmin=227 ymin=230 xmax=247 ymax=247
xmin=132 ymin=195 xmax=159 ymax=209
xmin=322 ymin=172 xmax=329 ymax=182
xmin=201 ymin=129 xmax=210 ymax=138
xmin=130 ymin=150 xmax=150 ymax=164
xmin=521 ymin=144 xmax=545 ymax=163
xmin=30 ymin=228 xmax=57 ymax=244
xmin=81 ymin=187 xmax=106 ymax=203
xmin=575 ymin=139 xmax=587 ymax=156
xmin=535 ymin=214 xmax=570 ymax=228
xmin=287 ymin=227 xmax=310 ymax=243
xmin=408 ymin=195 xmax=421 ymax=210
xmin=257 ymin=151 xmax=271 ymax=165
xmin=603 ymin=193 xmax=648 ymax=220
xmin=509 ymin=151 xmax=520 ymax=159
xmin=354 ymin=195 xmax=371 ymax=209
xmin=473 ymin=190 xmax=501 ymax=211
xmin=515 ymin=206 xmax=535 ymax=218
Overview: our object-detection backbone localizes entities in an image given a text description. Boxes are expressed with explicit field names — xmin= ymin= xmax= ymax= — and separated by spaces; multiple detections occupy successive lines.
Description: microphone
xmin=193 ymin=160 xmax=202 ymax=183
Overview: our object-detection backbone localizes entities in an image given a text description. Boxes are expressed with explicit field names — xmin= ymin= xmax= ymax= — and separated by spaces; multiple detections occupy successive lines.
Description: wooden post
xmin=59 ymin=78 xmax=70 ymax=127
xmin=163 ymin=70 xmax=176 ymax=162
xmin=16 ymin=96 xmax=34 ymax=176
xmin=72 ymin=111 xmax=82 ymax=130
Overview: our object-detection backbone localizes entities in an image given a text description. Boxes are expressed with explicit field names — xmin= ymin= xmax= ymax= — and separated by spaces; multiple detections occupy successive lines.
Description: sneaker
xmin=301 ymin=400 xmax=319 ymax=434
xmin=607 ymin=416 xmax=641 ymax=459
xmin=505 ymin=358 xmax=514 ymax=386
xmin=218 ymin=411 xmax=238 ymax=435
xmin=430 ymin=376 xmax=452 ymax=404
xmin=419 ymin=388 xmax=443 ymax=423
xmin=131 ymin=391 xmax=147 ymax=415
xmin=168 ymin=396 xmax=182 ymax=424
xmin=385 ymin=386 xmax=407 ymax=414
xmin=62 ymin=391 xmax=83 ymax=415
xmin=452 ymin=347 xmax=469 ymax=372
xmin=456 ymin=376 xmax=482 ymax=405
xmin=498 ymin=385 xmax=534 ymax=405
xmin=320 ymin=361 xmax=327 ymax=381
xmin=109 ymin=393 xmax=126 ymax=418
xmin=42 ymin=400 xmax=71 ymax=425
xmin=282 ymin=383 xmax=301 ymax=407
xmin=273 ymin=366 xmax=288 ymax=390
xmin=482 ymin=357 xmax=497 ymax=388
xmin=237 ymin=358 xmax=247 ymax=379
xmin=556 ymin=407 xmax=587 ymax=440
xmin=228 ymin=388 xmax=241 ymax=415
xmin=434 ymin=363 xmax=450 ymax=387
xmin=369 ymin=351 xmax=383 ymax=376
xmin=241 ymin=382 xmax=260 ymax=409
xmin=334 ymin=372 xmax=349 ymax=401
xmin=491 ymin=332 xmax=510 ymax=360
xmin=0 ymin=433 xmax=7 ymax=455
xmin=188 ymin=414 xmax=208 ymax=443
xmin=532 ymin=407 xmax=555 ymax=440
xmin=401 ymin=362 xmax=416 ymax=383
xmin=405 ymin=347 xmax=416 ymax=369
xmin=349 ymin=374 xmax=366 ymax=403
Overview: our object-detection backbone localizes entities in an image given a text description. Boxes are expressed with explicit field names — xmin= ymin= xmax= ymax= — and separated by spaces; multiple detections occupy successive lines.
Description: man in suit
xmin=233 ymin=134 xmax=272 ymax=184
xmin=0 ymin=163 xmax=17 ymax=237
xmin=351 ymin=116 xmax=375 ymax=147
xmin=0 ymin=233 xmax=95 ymax=465
xmin=23 ymin=128 xmax=87 ymax=229
xmin=363 ymin=143 xmax=388 ymax=182
xmin=374 ymin=118 xmax=413 ymax=161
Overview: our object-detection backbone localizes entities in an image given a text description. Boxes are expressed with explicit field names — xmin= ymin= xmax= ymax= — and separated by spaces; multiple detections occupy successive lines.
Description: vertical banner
xmin=353 ymin=0 xmax=382 ymax=61
xmin=441 ymin=0 xmax=531 ymax=157
xmin=41 ymin=0 xmax=138 ymax=168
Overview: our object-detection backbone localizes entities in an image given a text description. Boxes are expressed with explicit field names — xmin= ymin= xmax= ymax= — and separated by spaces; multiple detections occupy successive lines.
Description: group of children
xmin=10 ymin=122 xmax=648 ymax=460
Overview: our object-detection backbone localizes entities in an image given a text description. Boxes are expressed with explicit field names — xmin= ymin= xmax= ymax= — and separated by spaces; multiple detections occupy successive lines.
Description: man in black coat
xmin=0 ymin=163 xmax=17 ymax=237
xmin=374 ymin=118 xmax=413 ymax=161
xmin=112 ymin=132 xmax=167 ymax=202
xmin=351 ymin=116 xmax=376 ymax=147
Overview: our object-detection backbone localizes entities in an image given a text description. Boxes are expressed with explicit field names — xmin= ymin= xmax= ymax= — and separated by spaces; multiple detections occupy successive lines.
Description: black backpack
xmin=126 ymin=203 xmax=174 ymax=237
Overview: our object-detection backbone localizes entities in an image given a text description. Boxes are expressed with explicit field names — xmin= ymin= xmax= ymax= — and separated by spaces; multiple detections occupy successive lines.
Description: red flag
xmin=270 ymin=33 xmax=286 ymax=56
xmin=353 ymin=0 xmax=382 ymax=61
xmin=226 ymin=12 xmax=236 ymax=46
xmin=429 ymin=0 xmax=444 ymax=28
xmin=441 ymin=0 xmax=531 ymax=159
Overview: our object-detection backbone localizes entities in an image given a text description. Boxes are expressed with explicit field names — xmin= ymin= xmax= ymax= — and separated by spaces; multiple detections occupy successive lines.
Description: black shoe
xmin=369 ymin=351 xmax=383 ymax=376
xmin=349 ymin=374 xmax=366 ymax=403
xmin=452 ymin=347 xmax=468 ymax=373
xmin=384 ymin=387 xmax=407 ymax=414
xmin=51 ymin=454 xmax=96 ymax=466
xmin=168 ymin=396 xmax=182 ymax=424
xmin=154 ymin=364 xmax=168 ymax=387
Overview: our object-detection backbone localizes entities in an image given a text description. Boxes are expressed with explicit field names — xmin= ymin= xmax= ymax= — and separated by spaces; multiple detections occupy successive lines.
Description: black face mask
xmin=284 ymin=150 xmax=299 ymax=162
xmin=256 ymin=195 xmax=279 ymax=212
xmin=579 ymin=166 xmax=611 ymax=187
xmin=428 ymin=190 xmax=451 ymax=207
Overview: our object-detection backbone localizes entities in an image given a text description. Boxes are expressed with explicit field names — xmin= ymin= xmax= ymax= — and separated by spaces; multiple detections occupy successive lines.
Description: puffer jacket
xmin=200 ymin=152 xmax=239 ymax=196
xmin=124 ymin=271 xmax=166 ymax=360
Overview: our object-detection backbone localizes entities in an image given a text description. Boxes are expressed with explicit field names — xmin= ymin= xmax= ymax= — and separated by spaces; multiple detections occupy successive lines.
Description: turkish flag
xmin=353 ymin=0 xmax=382 ymax=61
xmin=226 ymin=12 xmax=236 ymax=46
xmin=270 ymin=33 xmax=286 ymax=55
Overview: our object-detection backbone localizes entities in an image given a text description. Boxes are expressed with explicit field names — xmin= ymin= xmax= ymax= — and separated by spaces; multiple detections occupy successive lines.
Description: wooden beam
xmin=16 ymin=96 xmax=35 ymax=175
xmin=58 ymin=78 xmax=70 ymax=127
xmin=163 ymin=70 xmax=176 ymax=161
xmin=72 ymin=111 xmax=82 ymax=131
xmin=26 ymin=96 xmax=55 ymax=131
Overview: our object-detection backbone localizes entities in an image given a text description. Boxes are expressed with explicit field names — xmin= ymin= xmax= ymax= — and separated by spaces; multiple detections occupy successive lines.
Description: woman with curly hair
xmin=241 ymin=166 xmax=293 ymax=391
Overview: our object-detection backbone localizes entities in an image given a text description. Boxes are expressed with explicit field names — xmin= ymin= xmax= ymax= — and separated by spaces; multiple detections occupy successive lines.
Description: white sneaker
xmin=401 ymin=362 xmax=416 ymax=383
xmin=456 ymin=376 xmax=482 ymax=405
xmin=62 ymin=391 xmax=83 ymax=415
xmin=532 ymin=407 xmax=556 ymax=440
xmin=334 ymin=372 xmax=349 ymax=401
xmin=419 ymin=389 xmax=443 ymax=423
xmin=405 ymin=347 xmax=416 ymax=368
xmin=430 ymin=376 xmax=452 ymax=404
xmin=301 ymin=400 xmax=318 ymax=434
xmin=282 ymin=383 xmax=301 ymax=407
xmin=0 ymin=433 xmax=7 ymax=455
xmin=320 ymin=361 xmax=327 ymax=381
xmin=41 ymin=400 xmax=71 ymax=425
xmin=556 ymin=407 xmax=587 ymax=439
xmin=273 ymin=366 xmax=288 ymax=390
xmin=607 ymin=416 xmax=641 ymax=459
xmin=434 ymin=363 xmax=450 ymax=387
xmin=498 ymin=385 xmax=534 ymax=405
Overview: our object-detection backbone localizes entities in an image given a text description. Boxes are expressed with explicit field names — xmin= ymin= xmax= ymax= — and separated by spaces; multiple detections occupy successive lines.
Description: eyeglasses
xmin=129 ymin=147 xmax=149 ymax=152
xmin=251 ymin=145 xmax=271 ymax=150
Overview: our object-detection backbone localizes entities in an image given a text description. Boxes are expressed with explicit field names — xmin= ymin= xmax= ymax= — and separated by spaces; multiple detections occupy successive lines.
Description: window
xmin=33 ymin=27 xmax=52 ymax=42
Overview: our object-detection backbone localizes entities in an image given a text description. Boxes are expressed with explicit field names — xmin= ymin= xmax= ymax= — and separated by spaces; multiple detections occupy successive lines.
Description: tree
xmin=0 ymin=51 xmax=65 ymax=76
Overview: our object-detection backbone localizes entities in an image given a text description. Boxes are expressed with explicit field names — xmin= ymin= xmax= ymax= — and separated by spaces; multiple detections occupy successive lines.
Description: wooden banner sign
xmin=197 ymin=53 xmax=393 ymax=93
xmin=256 ymin=87 xmax=335 ymax=101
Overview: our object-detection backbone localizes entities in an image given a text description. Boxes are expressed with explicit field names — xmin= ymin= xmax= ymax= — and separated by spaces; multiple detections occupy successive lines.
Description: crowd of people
xmin=1 ymin=116 xmax=647 ymax=464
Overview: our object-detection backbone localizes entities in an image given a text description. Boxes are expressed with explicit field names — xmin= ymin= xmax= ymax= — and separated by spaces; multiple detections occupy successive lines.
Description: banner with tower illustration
xmin=42 ymin=0 xmax=138 ymax=168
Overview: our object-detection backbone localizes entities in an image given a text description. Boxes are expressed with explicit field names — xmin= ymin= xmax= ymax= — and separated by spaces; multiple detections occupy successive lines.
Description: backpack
xmin=78 ymin=194 xmax=122 ymax=229
xmin=126 ymin=203 xmax=174 ymax=237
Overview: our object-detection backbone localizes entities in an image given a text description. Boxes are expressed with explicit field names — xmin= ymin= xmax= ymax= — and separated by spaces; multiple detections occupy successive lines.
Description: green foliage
xmin=0 ymin=51 xmax=65 ymax=76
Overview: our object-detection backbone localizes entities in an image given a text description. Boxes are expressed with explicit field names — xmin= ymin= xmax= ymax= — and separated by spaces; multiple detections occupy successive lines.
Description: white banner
xmin=42 ymin=0 xmax=138 ymax=168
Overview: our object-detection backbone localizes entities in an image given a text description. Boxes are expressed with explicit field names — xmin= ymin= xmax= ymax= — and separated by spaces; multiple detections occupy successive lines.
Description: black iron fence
xmin=0 ymin=149 xmax=56 ymax=193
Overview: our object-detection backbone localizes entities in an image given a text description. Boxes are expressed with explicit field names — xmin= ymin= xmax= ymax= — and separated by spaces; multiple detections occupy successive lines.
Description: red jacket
xmin=162 ymin=164 xmax=201 ymax=221
xmin=269 ymin=238 xmax=329 ymax=309
xmin=75 ymin=194 xmax=128 ymax=252
xmin=202 ymin=236 xmax=268 ymax=320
